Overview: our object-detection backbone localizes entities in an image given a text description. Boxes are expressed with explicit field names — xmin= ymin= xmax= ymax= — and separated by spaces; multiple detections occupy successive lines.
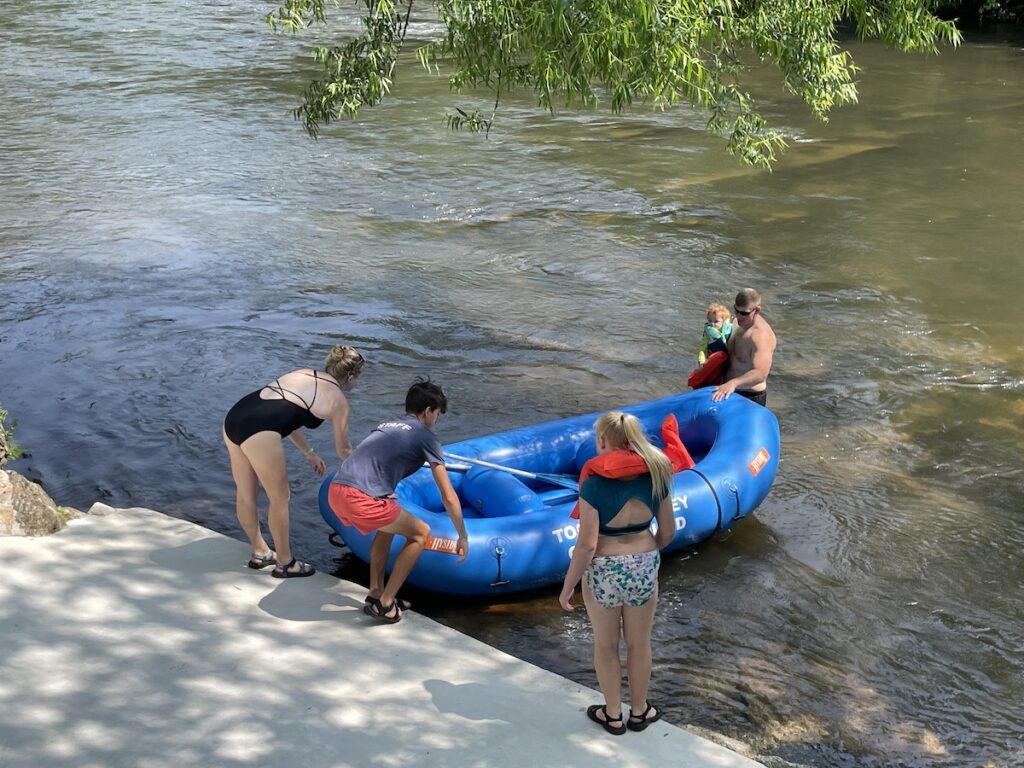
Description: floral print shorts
xmin=585 ymin=550 xmax=661 ymax=609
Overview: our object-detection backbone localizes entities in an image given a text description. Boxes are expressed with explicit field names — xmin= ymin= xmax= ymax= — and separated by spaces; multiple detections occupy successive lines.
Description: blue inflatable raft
xmin=318 ymin=388 xmax=780 ymax=596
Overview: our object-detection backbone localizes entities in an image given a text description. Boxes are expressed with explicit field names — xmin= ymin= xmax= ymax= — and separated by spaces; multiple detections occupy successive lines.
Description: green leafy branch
xmin=268 ymin=0 xmax=415 ymax=137
xmin=268 ymin=0 xmax=961 ymax=167
xmin=0 ymin=405 xmax=24 ymax=467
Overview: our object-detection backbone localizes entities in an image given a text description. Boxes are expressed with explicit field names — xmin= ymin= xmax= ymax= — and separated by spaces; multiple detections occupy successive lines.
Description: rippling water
xmin=2 ymin=3 xmax=1022 ymax=765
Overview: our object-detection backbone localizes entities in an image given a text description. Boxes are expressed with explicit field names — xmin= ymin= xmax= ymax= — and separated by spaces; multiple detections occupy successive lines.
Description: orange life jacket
xmin=570 ymin=413 xmax=694 ymax=519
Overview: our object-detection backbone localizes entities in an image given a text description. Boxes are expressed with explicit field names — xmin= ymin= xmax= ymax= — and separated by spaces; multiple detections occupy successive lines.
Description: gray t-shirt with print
xmin=332 ymin=414 xmax=444 ymax=498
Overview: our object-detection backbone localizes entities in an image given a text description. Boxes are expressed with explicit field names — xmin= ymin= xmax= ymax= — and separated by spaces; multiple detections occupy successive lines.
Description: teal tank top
xmin=579 ymin=474 xmax=659 ymax=536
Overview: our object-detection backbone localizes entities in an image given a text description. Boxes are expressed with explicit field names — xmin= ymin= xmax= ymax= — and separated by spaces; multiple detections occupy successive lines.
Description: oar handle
xmin=444 ymin=452 xmax=541 ymax=480
xmin=427 ymin=461 xmax=471 ymax=472
xmin=444 ymin=452 xmax=579 ymax=490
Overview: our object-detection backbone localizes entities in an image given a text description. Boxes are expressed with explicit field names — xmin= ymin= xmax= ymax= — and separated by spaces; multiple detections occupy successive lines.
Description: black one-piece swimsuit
xmin=223 ymin=373 xmax=339 ymax=445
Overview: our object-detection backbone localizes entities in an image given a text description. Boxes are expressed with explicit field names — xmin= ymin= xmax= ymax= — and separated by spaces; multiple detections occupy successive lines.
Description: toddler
xmin=697 ymin=303 xmax=733 ymax=365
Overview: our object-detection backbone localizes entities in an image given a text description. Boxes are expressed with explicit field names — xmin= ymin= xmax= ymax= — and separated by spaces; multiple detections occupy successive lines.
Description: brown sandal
xmin=271 ymin=558 xmax=316 ymax=578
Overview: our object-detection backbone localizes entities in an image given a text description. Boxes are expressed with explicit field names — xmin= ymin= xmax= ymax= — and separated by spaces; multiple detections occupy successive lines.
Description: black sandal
xmin=362 ymin=596 xmax=402 ymax=623
xmin=271 ymin=558 xmax=316 ymax=579
xmin=247 ymin=551 xmax=276 ymax=570
xmin=627 ymin=701 xmax=662 ymax=732
xmin=586 ymin=704 xmax=626 ymax=735
xmin=365 ymin=595 xmax=412 ymax=612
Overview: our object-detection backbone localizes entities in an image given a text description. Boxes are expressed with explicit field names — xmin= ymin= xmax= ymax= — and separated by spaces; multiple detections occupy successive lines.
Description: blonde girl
xmin=559 ymin=411 xmax=676 ymax=735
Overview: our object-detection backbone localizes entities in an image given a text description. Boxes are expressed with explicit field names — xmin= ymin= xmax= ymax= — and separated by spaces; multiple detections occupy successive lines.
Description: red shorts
xmin=328 ymin=483 xmax=402 ymax=535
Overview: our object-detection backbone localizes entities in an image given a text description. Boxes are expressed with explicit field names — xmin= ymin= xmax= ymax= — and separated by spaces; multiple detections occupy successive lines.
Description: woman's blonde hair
xmin=324 ymin=345 xmax=365 ymax=382
xmin=594 ymin=411 xmax=674 ymax=500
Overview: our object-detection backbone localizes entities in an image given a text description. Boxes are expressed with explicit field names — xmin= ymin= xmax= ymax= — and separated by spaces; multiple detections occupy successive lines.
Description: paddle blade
xmin=533 ymin=473 xmax=579 ymax=491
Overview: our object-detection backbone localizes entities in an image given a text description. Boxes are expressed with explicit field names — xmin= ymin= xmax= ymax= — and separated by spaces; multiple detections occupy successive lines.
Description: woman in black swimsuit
xmin=223 ymin=345 xmax=364 ymax=577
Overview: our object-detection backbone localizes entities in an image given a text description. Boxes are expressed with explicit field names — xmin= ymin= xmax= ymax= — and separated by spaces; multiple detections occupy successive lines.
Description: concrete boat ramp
xmin=0 ymin=507 xmax=763 ymax=768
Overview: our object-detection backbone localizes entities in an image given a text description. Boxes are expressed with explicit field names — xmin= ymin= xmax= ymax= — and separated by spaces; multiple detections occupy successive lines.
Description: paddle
xmin=444 ymin=452 xmax=579 ymax=491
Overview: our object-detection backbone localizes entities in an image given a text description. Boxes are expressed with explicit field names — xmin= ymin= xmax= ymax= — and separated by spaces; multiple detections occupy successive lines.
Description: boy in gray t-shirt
xmin=327 ymin=379 xmax=467 ymax=623
xmin=333 ymin=414 xmax=444 ymax=499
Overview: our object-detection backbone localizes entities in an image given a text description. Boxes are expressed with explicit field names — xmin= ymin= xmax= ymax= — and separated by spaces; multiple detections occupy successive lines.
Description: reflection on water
xmin=2 ymin=3 xmax=1023 ymax=765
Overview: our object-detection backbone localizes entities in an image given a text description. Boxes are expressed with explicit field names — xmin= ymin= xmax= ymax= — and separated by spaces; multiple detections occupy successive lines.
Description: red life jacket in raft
xmin=570 ymin=413 xmax=694 ymax=519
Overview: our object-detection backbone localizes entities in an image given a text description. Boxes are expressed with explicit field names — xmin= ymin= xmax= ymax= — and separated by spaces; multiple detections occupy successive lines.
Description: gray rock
xmin=87 ymin=502 xmax=120 ymax=517
xmin=0 ymin=470 xmax=67 ymax=536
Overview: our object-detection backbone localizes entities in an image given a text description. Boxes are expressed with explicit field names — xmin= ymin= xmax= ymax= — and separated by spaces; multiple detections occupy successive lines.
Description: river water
xmin=2 ymin=3 xmax=1022 ymax=766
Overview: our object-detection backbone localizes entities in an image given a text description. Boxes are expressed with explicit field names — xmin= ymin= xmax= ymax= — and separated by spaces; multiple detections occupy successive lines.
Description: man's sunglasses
xmin=734 ymin=305 xmax=759 ymax=317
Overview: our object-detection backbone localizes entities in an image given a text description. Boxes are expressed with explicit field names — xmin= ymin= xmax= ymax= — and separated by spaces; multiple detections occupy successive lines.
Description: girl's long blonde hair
xmin=594 ymin=411 xmax=674 ymax=500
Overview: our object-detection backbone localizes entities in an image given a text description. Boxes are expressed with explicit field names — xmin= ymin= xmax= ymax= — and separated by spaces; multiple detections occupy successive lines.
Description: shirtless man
xmin=711 ymin=288 xmax=776 ymax=407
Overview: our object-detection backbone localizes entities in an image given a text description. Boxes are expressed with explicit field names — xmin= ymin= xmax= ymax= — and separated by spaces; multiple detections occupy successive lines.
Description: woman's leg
xmin=239 ymin=431 xmax=298 ymax=566
xmin=582 ymin=578 xmax=625 ymax=719
xmin=223 ymin=428 xmax=271 ymax=557
xmin=375 ymin=509 xmax=429 ymax=609
xmin=622 ymin=582 xmax=659 ymax=718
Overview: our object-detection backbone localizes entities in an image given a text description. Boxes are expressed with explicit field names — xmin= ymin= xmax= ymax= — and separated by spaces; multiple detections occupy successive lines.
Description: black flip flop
xmin=586 ymin=704 xmax=626 ymax=735
xmin=271 ymin=558 xmax=316 ymax=578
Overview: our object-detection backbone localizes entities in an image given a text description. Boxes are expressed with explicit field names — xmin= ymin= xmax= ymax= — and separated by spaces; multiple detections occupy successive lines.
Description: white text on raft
xmin=552 ymin=496 xmax=689 ymax=546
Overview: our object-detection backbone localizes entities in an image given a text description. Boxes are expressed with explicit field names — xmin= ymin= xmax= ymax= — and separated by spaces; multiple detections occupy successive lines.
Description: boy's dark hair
xmin=405 ymin=377 xmax=447 ymax=415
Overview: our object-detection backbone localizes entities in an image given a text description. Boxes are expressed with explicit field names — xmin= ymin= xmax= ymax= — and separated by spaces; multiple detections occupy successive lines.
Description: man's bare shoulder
xmin=749 ymin=320 xmax=776 ymax=348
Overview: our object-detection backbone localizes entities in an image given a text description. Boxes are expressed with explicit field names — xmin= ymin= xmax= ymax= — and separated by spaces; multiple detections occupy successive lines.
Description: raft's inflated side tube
xmin=461 ymin=468 xmax=545 ymax=518
xmin=318 ymin=388 xmax=780 ymax=596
